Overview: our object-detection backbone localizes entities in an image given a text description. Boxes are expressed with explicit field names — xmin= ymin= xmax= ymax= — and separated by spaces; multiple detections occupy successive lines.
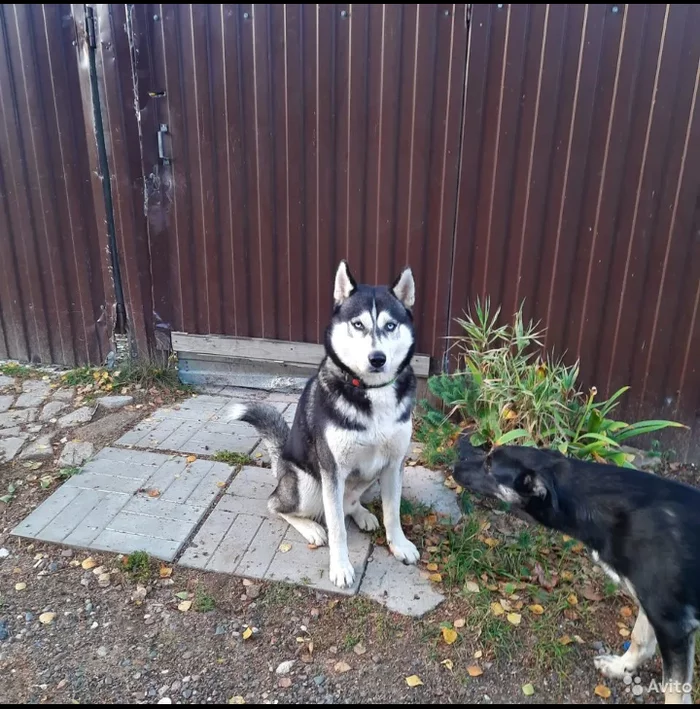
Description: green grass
xmin=194 ymin=586 xmax=216 ymax=612
xmin=0 ymin=362 xmax=35 ymax=379
xmin=123 ymin=550 xmax=151 ymax=582
xmin=60 ymin=359 xmax=192 ymax=393
xmin=212 ymin=450 xmax=252 ymax=466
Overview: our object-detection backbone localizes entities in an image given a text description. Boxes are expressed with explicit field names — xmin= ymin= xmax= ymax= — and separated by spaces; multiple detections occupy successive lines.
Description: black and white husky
xmin=227 ymin=261 xmax=420 ymax=589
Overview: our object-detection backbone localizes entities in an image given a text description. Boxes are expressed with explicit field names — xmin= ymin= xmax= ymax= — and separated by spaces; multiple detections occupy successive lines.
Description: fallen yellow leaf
xmin=491 ymin=602 xmax=504 ymax=616
xmin=567 ymin=593 xmax=579 ymax=606
xmin=15 ymin=582 xmax=26 ymax=591
xmin=441 ymin=627 xmax=458 ymax=645
xmin=159 ymin=566 xmax=173 ymax=579
xmin=426 ymin=563 xmax=438 ymax=572
xmin=522 ymin=683 xmax=535 ymax=696
xmin=561 ymin=570 xmax=574 ymax=581
xmin=441 ymin=659 xmax=454 ymax=671
xmin=562 ymin=534 xmax=572 ymax=542
xmin=278 ymin=542 xmax=292 ymax=553
xmin=178 ymin=600 xmax=192 ymax=612
xmin=405 ymin=675 xmax=423 ymax=687
xmin=216 ymin=481 xmax=226 ymax=488
xmin=465 ymin=581 xmax=479 ymax=593
xmin=483 ymin=537 xmax=499 ymax=548
xmin=81 ymin=557 xmax=97 ymax=570
xmin=507 ymin=612 xmax=522 ymax=626
xmin=454 ymin=618 xmax=466 ymax=629
xmin=39 ymin=612 xmax=56 ymax=624
xmin=428 ymin=573 xmax=442 ymax=583
xmin=228 ymin=697 xmax=246 ymax=704
xmin=528 ymin=604 xmax=544 ymax=615
xmin=620 ymin=606 xmax=633 ymax=618
xmin=559 ymin=635 xmax=573 ymax=645
xmin=186 ymin=455 xmax=197 ymax=464
xmin=571 ymin=542 xmax=584 ymax=553
xmin=242 ymin=627 xmax=253 ymax=640
xmin=619 ymin=627 xmax=630 ymax=637
xmin=474 ymin=650 xmax=483 ymax=659
xmin=594 ymin=684 xmax=611 ymax=699
xmin=467 ymin=665 xmax=483 ymax=677
xmin=334 ymin=661 xmax=351 ymax=674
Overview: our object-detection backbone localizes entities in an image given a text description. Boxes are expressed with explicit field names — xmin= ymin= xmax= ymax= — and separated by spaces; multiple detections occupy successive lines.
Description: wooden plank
xmin=172 ymin=332 xmax=431 ymax=378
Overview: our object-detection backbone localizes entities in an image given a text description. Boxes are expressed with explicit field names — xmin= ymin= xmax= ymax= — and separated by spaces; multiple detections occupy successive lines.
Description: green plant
xmin=0 ymin=482 xmax=17 ymax=504
xmin=421 ymin=298 xmax=686 ymax=467
xmin=213 ymin=450 xmax=252 ymax=466
xmin=194 ymin=586 xmax=216 ymax=612
xmin=0 ymin=362 xmax=34 ymax=378
xmin=123 ymin=550 xmax=151 ymax=581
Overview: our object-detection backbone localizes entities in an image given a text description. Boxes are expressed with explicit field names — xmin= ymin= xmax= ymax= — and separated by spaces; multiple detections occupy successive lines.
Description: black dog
xmin=452 ymin=436 xmax=700 ymax=704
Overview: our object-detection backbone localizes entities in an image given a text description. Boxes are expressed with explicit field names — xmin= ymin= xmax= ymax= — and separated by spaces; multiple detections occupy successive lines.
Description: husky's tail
xmin=226 ymin=402 xmax=289 ymax=475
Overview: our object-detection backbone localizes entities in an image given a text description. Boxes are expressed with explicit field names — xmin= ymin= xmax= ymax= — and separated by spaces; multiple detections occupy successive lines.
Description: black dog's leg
xmin=657 ymin=629 xmax=695 ymax=704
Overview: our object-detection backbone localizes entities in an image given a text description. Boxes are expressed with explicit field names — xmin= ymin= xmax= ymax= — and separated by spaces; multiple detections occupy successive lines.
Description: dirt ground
xmin=1 ymin=366 xmax=698 ymax=705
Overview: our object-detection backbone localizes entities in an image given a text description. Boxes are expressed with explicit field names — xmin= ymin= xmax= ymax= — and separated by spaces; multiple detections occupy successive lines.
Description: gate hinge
xmin=85 ymin=7 xmax=97 ymax=49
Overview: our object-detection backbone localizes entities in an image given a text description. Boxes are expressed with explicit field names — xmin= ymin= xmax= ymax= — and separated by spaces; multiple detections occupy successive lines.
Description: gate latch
xmin=157 ymin=124 xmax=170 ymax=165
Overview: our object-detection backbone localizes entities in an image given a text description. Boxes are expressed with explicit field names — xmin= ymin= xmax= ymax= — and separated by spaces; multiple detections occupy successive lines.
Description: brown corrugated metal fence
xmin=0 ymin=3 xmax=115 ymax=366
xmin=0 ymin=4 xmax=698 ymax=459
xmin=449 ymin=4 xmax=700 ymax=460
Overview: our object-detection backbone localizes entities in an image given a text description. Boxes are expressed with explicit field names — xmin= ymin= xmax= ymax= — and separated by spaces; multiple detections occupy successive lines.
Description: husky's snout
xmin=368 ymin=351 xmax=386 ymax=370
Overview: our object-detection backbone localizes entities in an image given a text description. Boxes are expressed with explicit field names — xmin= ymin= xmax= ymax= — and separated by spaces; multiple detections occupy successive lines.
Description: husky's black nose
xmin=368 ymin=351 xmax=386 ymax=369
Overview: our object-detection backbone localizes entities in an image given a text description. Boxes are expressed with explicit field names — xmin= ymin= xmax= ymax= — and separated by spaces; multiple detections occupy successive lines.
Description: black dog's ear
xmin=334 ymin=260 xmax=357 ymax=305
xmin=514 ymin=466 xmax=559 ymax=512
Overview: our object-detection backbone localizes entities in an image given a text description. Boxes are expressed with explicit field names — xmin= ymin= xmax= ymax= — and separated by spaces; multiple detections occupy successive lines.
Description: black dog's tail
xmin=225 ymin=402 xmax=289 ymax=475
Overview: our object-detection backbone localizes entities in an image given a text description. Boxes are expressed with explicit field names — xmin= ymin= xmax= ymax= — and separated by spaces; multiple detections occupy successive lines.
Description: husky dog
xmin=227 ymin=261 xmax=421 ymax=589
xmin=453 ymin=436 xmax=700 ymax=704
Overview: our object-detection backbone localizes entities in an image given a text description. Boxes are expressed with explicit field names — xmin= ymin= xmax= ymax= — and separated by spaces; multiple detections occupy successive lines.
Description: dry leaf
xmin=81 ymin=557 xmax=97 ymax=570
xmin=334 ymin=661 xmax=351 ymax=674
xmin=581 ymin=585 xmax=603 ymax=602
xmin=533 ymin=562 xmax=557 ymax=591
xmin=441 ymin=659 xmax=454 ymax=671
xmin=620 ymin=606 xmax=633 ymax=618
xmin=159 ymin=566 xmax=173 ymax=579
xmin=278 ymin=677 xmax=292 ymax=688
xmin=467 ymin=665 xmax=483 ymax=677
xmin=428 ymin=573 xmax=442 ymax=583
xmin=186 ymin=455 xmax=197 ymax=464
xmin=178 ymin=600 xmax=192 ymax=612
xmin=465 ymin=581 xmax=479 ymax=594
xmin=594 ymin=684 xmax=611 ymax=699
xmin=474 ymin=650 xmax=483 ymax=659
xmin=506 ymin=612 xmax=522 ymax=626
xmin=522 ymin=683 xmax=535 ymax=696
xmin=564 ymin=608 xmax=578 ymax=621
xmin=426 ymin=563 xmax=438 ymax=572
xmin=572 ymin=542 xmax=584 ymax=553
xmin=147 ymin=488 xmax=161 ymax=498
xmin=562 ymin=534 xmax=572 ymax=542
xmin=454 ymin=618 xmax=466 ymax=629
xmin=567 ymin=593 xmax=579 ymax=606
xmin=442 ymin=627 xmax=458 ymax=645
xmin=353 ymin=643 xmax=366 ymax=656
xmin=482 ymin=537 xmax=499 ymax=548
xmin=619 ymin=627 xmax=630 ymax=637
xmin=528 ymin=604 xmax=544 ymax=615
xmin=559 ymin=635 xmax=573 ymax=645
xmin=561 ymin=570 xmax=574 ymax=582
xmin=490 ymin=602 xmax=504 ymax=616
xmin=279 ymin=542 xmax=292 ymax=553
xmin=228 ymin=697 xmax=245 ymax=704
xmin=405 ymin=675 xmax=423 ymax=687
xmin=242 ymin=627 xmax=253 ymax=640
xmin=39 ymin=612 xmax=56 ymax=624
xmin=15 ymin=582 xmax=26 ymax=591
xmin=216 ymin=481 xmax=226 ymax=488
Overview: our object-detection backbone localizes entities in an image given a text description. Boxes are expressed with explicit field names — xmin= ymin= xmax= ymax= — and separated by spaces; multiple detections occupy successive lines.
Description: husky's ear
xmin=334 ymin=260 xmax=357 ymax=305
xmin=391 ymin=267 xmax=415 ymax=309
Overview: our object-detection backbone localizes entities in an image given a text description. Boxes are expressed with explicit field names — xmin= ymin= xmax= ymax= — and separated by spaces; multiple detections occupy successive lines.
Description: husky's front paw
xmin=593 ymin=653 xmax=633 ymax=680
xmin=389 ymin=535 xmax=420 ymax=565
xmin=329 ymin=557 xmax=356 ymax=588
xmin=352 ymin=505 xmax=380 ymax=532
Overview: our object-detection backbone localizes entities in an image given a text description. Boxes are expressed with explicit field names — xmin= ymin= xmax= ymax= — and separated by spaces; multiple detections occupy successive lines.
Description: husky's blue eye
xmin=386 ymin=322 xmax=397 ymax=332
xmin=352 ymin=321 xmax=364 ymax=331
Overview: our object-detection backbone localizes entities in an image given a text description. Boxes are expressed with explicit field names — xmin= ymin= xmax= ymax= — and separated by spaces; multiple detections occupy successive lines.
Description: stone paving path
xmin=9 ymin=385 xmax=463 ymax=616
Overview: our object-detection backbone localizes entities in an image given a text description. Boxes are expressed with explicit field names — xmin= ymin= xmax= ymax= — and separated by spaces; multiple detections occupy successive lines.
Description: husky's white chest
xmin=325 ymin=386 xmax=412 ymax=478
